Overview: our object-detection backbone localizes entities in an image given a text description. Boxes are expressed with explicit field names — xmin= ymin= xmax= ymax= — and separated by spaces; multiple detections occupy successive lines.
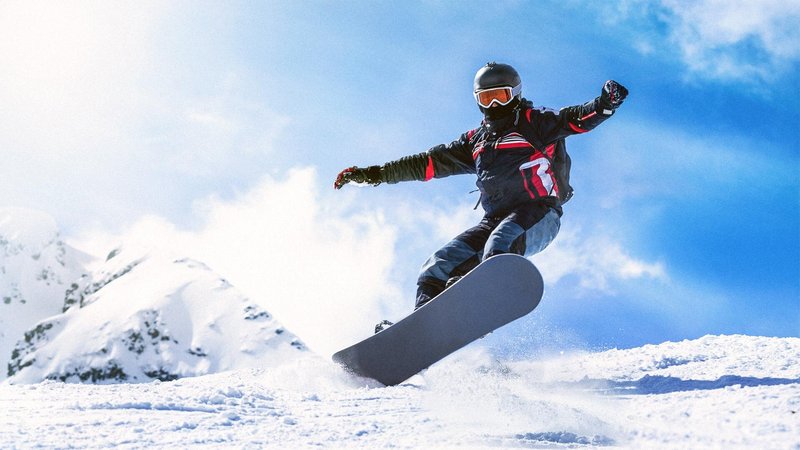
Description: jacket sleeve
xmin=531 ymin=96 xmax=616 ymax=144
xmin=381 ymin=132 xmax=476 ymax=184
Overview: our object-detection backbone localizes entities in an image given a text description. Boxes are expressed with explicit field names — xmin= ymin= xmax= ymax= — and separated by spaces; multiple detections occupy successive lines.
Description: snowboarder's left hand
xmin=600 ymin=80 xmax=628 ymax=109
xmin=334 ymin=165 xmax=382 ymax=189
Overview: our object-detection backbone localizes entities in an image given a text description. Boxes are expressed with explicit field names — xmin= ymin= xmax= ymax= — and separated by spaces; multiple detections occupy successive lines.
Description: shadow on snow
xmin=563 ymin=375 xmax=800 ymax=395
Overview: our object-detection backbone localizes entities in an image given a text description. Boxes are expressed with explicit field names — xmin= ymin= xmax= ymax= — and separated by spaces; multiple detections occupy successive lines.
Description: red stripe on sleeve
xmin=568 ymin=122 xmax=589 ymax=133
xmin=424 ymin=155 xmax=435 ymax=181
xmin=496 ymin=142 xmax=532 ymax=149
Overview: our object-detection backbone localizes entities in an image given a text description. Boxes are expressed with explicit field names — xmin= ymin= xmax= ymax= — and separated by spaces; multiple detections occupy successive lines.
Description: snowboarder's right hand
xmin=334 ymin=165 xmax=383 ymax=189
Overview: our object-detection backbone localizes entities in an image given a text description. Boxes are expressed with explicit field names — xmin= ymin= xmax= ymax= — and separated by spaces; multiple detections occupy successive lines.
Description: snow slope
xmin=0 ymin=207 xmax=90 ymax=377
xmin=1 ymin=335 xmax=798 ymax=449
xmin=6 ymin=245 xmax=307 ymax=383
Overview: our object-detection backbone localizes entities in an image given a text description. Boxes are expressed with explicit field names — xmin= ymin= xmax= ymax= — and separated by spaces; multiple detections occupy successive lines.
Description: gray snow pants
xmin=415 ymin=203 xmax=560 ymax=309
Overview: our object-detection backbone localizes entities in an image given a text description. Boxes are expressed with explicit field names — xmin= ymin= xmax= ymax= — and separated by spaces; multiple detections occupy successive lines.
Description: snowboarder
xmin=334 ymin=62 xmax=627 ymax=325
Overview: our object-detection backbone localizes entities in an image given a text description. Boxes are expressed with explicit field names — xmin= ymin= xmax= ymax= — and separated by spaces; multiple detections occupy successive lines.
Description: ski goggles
xmin=474 ymin=84 xmax=522 ymax=108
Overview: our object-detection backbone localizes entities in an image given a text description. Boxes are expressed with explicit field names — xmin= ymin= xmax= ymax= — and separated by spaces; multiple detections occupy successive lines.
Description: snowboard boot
xmin=374 ymin=319 xmax=394 ymax=334
xmin=415 ymin=279 xmax=445 ymax=310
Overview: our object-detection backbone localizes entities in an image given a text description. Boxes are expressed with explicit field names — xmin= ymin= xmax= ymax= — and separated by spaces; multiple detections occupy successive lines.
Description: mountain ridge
xmin=1 ymin=208 xmax=307 ymax=383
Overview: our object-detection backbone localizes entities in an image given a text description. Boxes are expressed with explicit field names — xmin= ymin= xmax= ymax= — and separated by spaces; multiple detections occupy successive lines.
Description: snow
xmin=1 ymin=336 xmax=798 ymax=449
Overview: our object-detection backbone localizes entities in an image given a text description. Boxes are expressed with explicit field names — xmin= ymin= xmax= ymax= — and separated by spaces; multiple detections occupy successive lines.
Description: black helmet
xmin=473 ymin=62 xmax=522 ymax=92
xmin=473 ymin=62 xmax=522 ymax=120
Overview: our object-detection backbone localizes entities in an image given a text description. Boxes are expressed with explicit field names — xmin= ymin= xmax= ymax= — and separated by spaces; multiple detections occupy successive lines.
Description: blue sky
xmin=1 ymin=1 xmax=798 ymax=354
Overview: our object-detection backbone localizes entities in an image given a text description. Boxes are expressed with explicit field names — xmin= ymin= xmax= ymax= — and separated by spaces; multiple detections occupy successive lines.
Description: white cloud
xmin=533 ymin=224 xmax=667 ymax=295
xmin=606 ymin=0 xmax=800 ymax=83
xmin=662 ymin=0 xmax=800 ymax=82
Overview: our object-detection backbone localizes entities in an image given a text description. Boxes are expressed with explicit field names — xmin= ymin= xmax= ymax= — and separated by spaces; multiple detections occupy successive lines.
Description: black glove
xmin=334 ymin=165 xmax=383 ymax=190
xmin=600 ymin=80 xmax=628 ymax=110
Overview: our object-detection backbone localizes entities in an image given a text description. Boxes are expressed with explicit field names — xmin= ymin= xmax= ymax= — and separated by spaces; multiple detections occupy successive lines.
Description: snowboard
xmin=332 ymin=254 xmax=544 ymax=386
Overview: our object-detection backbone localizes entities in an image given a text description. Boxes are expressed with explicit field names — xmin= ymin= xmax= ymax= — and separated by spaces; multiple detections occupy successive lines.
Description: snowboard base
xmin=332 ymin=254 xmax=544 ymax=385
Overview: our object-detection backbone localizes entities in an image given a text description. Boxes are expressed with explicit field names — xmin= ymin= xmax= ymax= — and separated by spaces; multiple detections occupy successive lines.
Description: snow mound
xmin=0 ymin=207 xmax=89 ymax=378
xmin=517 ymin=334 xmax=800 ymax=386
xmin=7 ymin=246 xmax=307 ymax=384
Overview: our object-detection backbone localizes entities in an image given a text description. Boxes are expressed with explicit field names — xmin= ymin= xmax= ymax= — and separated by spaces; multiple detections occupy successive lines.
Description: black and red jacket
xmin=380 ymin=96 xmax=615 ymax=217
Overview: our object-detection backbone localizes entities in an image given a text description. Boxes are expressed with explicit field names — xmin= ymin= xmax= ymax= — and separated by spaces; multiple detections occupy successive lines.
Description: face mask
xmin=481 ymin=97 xmax=520 ymax=121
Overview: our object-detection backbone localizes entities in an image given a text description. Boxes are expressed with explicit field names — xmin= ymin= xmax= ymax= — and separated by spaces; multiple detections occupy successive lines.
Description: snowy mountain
xmin=1 ymin=334 xmax=797 ymax=448
xmin=6 ymin=243 xmax=307 ymax=384
xmin=0 ymin=207 xmax=90 ymax=377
